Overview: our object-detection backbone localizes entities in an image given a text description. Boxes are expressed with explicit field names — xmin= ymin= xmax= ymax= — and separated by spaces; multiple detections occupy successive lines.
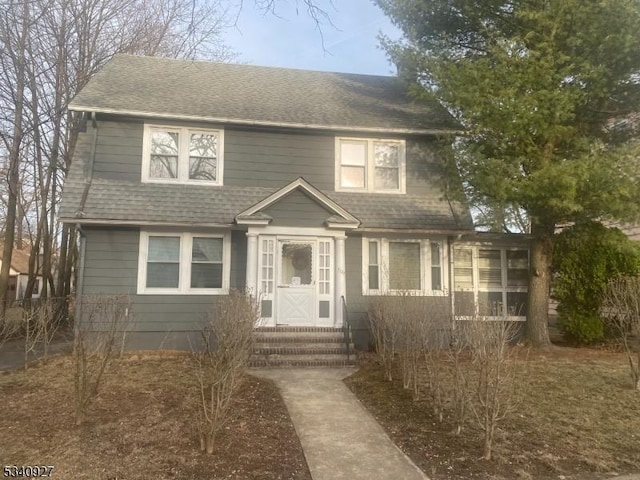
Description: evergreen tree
xmin=377 ymin=0 xmax=640 ymax=346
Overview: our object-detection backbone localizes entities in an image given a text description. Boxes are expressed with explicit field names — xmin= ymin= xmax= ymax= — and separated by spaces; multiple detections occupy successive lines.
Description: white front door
xmin=276 ymin=240 xmax=316 ymax=326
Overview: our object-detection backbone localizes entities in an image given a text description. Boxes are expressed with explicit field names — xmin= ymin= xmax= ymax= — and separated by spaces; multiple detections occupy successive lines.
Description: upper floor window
xmin=335 ymin=137 xmax=406 ymax=193
xmin=142 ymin=125 xmax=224 ymax=185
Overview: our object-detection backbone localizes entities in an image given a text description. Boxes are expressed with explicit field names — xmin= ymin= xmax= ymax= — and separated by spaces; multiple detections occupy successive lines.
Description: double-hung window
xmin=363 ymin=238 xmax=445 ymax=295
xmin=138 ymin=231 xmax=230 ymax=294
xmin=336 ymin=138 xmax=405 ymax=193
xmin=142 ymin=125 xmax=224 ymax=185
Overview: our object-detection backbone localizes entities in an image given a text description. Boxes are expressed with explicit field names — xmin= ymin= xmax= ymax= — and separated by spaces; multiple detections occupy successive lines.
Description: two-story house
xmin=59 ymin=55 xmax=530 ymax=352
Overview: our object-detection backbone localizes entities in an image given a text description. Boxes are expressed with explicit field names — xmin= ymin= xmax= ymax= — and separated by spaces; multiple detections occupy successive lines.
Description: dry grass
xmin=0 ymin=354 xmax=311 ymax=480
xmin=345 ymin=347 xmax=640 ymax=480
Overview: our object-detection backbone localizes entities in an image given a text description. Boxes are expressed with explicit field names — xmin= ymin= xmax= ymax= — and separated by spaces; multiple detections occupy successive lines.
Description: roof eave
xmin=68 ymin=105 xmax=462 ymax=136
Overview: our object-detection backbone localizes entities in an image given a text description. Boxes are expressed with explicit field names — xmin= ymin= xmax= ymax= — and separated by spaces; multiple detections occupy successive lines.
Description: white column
xmin=334 ymin=236 xmax=346 ymax=327
xmin=246 ymin=232 xmax=258 ymax=296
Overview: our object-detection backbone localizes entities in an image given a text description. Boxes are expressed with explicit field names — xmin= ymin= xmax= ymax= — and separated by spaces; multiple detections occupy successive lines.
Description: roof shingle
xmin=69 ymin=55 xmax=459 ymax=134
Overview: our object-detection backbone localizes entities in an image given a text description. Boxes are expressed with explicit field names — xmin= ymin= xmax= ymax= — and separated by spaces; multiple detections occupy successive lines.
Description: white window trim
xmin=362 ymin=237 xmax=446 ymax=296
xmin=141 ymin=124 xmax=224 ymax=185
xmin=453 ymin=245 xmax=529 ymax=322
xmin=335 ymin=137 xmax=406 ymax=194
xmin=137 ymin=231 xmax=231 ymax=295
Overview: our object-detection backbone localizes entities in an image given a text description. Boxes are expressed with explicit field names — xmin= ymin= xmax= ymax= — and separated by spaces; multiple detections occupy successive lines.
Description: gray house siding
xmin=89 ymin=117 xmax=446 ymax=196
xmin=80 ymin=226 xmax=247 ymax=349
xmin=262 ymin=190 xmax=332 ymax=228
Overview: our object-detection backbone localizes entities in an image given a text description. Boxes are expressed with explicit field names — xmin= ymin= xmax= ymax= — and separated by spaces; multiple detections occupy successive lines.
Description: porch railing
xmin=341 ymin=295 xmax=352 ymax=360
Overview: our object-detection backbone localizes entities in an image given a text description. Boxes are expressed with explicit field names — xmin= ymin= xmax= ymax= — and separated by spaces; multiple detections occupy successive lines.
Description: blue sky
xmin=224 ymin=0 xmax=402 ymax=76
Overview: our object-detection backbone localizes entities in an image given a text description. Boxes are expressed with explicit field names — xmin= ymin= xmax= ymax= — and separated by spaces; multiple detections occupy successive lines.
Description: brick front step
xmin=253 ymin=346 xmax=350 ymax=356
xmin=250 ymin=326 xmax=355 ymax=368
xmin=249 ymin=357 xmax=357 ymax=368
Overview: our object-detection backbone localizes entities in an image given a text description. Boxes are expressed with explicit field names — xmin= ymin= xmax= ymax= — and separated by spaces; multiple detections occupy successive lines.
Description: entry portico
xmin=236 ymin=178 xmax=359 ymax=328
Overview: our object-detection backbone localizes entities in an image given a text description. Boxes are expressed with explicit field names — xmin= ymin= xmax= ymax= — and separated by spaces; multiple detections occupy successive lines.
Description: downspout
xmin=74 ymin=224 xmax=86 ymax=342
xmin=76 ymin=112 xmax=98 ymax=217
xmin=448 ymin=236 xmax=456 ymax=334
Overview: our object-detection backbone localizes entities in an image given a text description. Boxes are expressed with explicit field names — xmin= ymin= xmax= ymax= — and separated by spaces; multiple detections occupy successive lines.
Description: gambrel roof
xmin=69 ymin=55 xmax=459 ymax=135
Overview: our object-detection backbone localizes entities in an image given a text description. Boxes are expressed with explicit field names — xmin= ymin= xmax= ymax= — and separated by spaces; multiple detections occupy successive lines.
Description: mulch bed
xmin=0 ymin=355 xmax=311 ymax=479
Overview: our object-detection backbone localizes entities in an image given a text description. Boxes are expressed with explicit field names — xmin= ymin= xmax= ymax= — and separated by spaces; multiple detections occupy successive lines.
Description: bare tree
xmin=603 ymin=276 xmax=640 ymax=390
xmin=191 ymin=289 xmax=259 ymax=454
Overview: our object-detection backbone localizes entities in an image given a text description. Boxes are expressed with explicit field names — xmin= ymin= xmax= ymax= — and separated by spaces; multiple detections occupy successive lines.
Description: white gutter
xmin=68 ymin=105 xmax=462 ymax=136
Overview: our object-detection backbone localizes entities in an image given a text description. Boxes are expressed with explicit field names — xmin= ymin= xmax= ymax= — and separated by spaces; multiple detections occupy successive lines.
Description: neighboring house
xmin=59 ymin=54 xmax=530 ymax=350
xmin=0 ymin=248 xmax=43 ymax=305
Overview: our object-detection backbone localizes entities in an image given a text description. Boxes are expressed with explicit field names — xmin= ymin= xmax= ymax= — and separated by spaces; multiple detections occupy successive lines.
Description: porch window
xmin=138 ymin=231 xmax=230 ymax=294
xmin=336 ymin=137 xmax=406 ymax=193
xmin=453 ymin=246 xmax=529 ymax=320
xmin=142 ymin=125 xmax=224 ymax=185
xmin=362 ymin=238 xmax=444 ymax=295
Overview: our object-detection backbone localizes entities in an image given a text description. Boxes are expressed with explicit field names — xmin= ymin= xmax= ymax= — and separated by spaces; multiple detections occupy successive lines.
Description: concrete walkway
xmin=253 ymin=368 xmax=428 ymax=480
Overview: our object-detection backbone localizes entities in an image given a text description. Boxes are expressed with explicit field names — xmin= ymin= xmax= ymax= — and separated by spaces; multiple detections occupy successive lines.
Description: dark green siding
xmin=90 ymin=118 xmax=445 ymax=195
xmin=262 ymin=190 xmax=331 ymax=227
xmin=80 ymin=226 xmax=247 ymax=348
xmin=224 ymin=128 xmax=335 ymax=190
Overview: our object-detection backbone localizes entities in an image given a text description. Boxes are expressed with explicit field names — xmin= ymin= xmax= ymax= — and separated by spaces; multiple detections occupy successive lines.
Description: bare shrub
xmin=602 ymin=275 xmax=640 ymax=390
xmin=464 ymin=320 xmax=524 ymax=460
xmin=448 ymin=327 xmax=470 ymax=435
xmin=0 ymin=307 xmax=23 ymax=350
xmin=368 ymin=296 xmax=401 ymax=381
xmin=398 ymin=293 xmax=426 ymax=395
xmin=192 ymin=289 xmax=259 ymax=454
xmin=74 ymin=294 xmax=132 ymax=426
xmin=22 ymin=298 xmax=67 ymax=368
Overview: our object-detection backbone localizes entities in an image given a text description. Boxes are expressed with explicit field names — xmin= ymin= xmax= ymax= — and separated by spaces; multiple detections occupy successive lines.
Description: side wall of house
xmin=79 ymin=226 xmax=247 ymax=349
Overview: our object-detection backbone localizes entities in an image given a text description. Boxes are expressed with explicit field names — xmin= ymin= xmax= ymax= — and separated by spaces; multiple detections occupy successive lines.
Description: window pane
xmin=368 ymin=241 xmax=378 ymax=265
xmin=147 ymin=263 xmax=179 ymax=288
xmin=478 ymin=249 xmax=502 ymax=288
xmin=507 ymin=292 xmax=528 ymax=316
xmin=191 ymin=263 xmax=222 ymax=288
xmin=192 ymin=237 xmax=222 ymax=262
xmin=454 ymin=249 xmax=473 ymax=289
xmin=374 ymin=142 xmax=399 ymax=167
xmin=340 ymin=141 xmax=366 ymax=166
xmin=430 ymin=243 xmax=442 ymax=291
xmin=189 ymin=133 xmax=217 ymax=181
xmin=150 ymin=130 xmax=179 ymax=179
xmin=389 ymin=242 xmax=421 ymax=290
xmin=341 ymin=166 xmax=365 ymax=188
xmin=148 ymin=236 xmax=180 ymax=261
xmin=478 ymin=291 xmax=504 ymax=316
xmin=507 ymin=250 xmax=529 ymax=287
xmin=369 ymin=266 xmax=379 ymax=290
xmin=150 ymin=155 xmax=178 ymax=179
xmin=281 ymin=243 xmax=312 ymax=285
xmin=374 ymin=167 xmax=399 ymax=189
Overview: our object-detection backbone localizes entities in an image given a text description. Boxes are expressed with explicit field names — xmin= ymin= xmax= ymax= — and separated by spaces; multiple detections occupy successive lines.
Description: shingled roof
xmin=69 ymin=55 xmax=459 ymax=134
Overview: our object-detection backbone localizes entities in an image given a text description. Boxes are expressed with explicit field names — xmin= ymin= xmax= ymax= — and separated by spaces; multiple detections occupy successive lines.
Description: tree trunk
xmin=526 ymin=223 xmax=554 ymax=348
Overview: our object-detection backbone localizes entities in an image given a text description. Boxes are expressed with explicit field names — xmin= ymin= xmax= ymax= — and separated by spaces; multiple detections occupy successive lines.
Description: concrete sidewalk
xmin=253 ymin=368 xmax=428 ymax=480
